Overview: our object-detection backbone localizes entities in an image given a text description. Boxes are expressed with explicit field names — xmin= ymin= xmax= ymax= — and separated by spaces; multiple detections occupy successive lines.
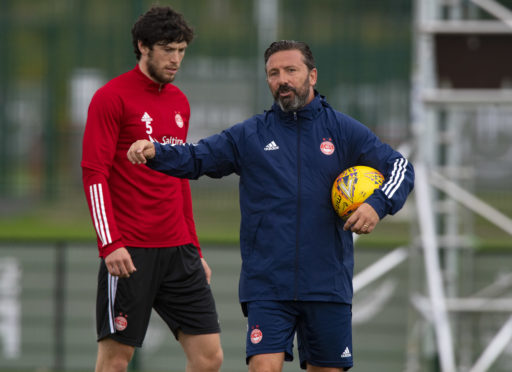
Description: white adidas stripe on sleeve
xmin=90 ymin=185 xmax=106 ymax=245
xmin=381 ymin=158 xmax=408 ymax=199
xmin=386 ymin=159 xmax=408 ymax=199
xmin=89 ymin=183 xmax=112 ymax=247
xmin=97 ymin=184 xmax=112 ymax=245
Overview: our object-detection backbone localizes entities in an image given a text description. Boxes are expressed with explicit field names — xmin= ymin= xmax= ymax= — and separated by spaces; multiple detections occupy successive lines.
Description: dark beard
xmin=147 ymin=53 xmax=174 ymax=85
xmin=273 ymin=83 xmax=310 ymax=112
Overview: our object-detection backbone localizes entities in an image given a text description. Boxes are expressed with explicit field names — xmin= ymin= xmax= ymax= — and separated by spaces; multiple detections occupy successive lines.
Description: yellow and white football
xmin=331 ymin=165 xmax=384 ymax=220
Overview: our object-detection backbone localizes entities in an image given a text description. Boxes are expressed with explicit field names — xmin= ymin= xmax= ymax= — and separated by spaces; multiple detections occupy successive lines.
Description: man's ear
xmin=309 ymin=68 xmax=318 ymax=86
xmin=138 ymin=40 xmax=149 ymax=57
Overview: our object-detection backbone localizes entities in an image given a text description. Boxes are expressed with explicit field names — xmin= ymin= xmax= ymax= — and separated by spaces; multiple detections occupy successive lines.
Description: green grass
xmin=1 ymin=183 xmax=511 ymax=252
xmin=0 ymin=196 xmax=94 ymax=242
xmin=0 ymin=191 xmax=410 ymax=249
xmin=0 ymin=183 xmax=242 ymax=245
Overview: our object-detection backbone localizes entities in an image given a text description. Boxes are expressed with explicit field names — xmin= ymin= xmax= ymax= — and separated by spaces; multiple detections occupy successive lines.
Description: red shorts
xmin=96 ymin=244 xmax=220 ymax=347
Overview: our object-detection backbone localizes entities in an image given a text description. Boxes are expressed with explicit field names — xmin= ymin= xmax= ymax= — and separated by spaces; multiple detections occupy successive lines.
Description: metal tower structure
xmin=410 ymin=0 xmax=512 ymax=371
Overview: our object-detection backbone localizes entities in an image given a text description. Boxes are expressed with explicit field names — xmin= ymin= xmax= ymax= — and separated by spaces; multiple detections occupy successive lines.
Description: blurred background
xmin=0 ymin=0 xmax=511 ymax=371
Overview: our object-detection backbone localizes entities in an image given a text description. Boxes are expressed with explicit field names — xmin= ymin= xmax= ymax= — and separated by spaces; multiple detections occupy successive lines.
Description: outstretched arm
xmin=127 ymin=127 xmax=242 ymax=180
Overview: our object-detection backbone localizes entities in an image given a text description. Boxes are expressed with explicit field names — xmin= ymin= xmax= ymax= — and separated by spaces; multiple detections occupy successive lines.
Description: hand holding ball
xmin=332 ymin=166 xmax=384 ymax=220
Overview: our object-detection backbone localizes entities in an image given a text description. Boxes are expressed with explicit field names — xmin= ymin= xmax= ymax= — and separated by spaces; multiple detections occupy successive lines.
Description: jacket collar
xmin=271 ymin=91 xmax=326 ymax=123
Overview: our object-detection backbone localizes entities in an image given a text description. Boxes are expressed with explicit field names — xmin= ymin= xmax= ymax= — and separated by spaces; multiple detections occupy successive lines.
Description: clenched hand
xmin=127 ymin=140 xmax=156 ymax=164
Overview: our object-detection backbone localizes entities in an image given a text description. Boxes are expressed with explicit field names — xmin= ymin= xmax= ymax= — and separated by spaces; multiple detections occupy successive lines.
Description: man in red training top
xmin=81 ymin=6 xmax=223 ymax=372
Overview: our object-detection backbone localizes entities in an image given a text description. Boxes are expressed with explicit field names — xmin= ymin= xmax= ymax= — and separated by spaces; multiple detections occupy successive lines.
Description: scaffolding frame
xmin=410 ymin=0 xmax=512 ymax=371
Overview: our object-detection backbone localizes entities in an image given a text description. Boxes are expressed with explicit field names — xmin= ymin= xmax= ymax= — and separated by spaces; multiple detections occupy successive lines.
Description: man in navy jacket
xmin=127 ymin=40 xmax=414 ymax=372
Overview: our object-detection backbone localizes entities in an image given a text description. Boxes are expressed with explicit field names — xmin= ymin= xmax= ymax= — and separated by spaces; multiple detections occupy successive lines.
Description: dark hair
xmin=264 ymin=40 xmax=316 ymax=71
xmin=131 ymin=6 xmax=194 ymax=60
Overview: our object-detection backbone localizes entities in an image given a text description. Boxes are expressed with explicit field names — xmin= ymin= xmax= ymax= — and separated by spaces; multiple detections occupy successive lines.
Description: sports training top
xmin=81 ymin=65 xmax=200 ymax=258
xmin=147 ymin=92 xmax=414 ymax=307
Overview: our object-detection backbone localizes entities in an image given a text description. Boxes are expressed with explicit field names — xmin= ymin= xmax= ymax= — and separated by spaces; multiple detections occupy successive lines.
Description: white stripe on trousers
xmin=108 ymin=273 xmax=119 ymax=333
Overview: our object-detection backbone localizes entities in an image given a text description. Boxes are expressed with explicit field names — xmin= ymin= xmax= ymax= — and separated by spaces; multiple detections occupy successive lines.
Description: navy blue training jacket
xmin=148 ymin=93 xmax=415 ymax=308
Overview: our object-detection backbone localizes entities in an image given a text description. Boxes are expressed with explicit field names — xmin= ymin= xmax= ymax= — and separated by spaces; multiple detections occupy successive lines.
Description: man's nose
xmin=275 ymin=72 xmax=289 ymax=86
xmin=170 ymin=51 xmax=180 ymax=64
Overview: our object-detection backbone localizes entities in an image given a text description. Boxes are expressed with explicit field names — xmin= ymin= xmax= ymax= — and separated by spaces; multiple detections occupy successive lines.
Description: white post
xmin=469 ymin=316 xmax=512 ymax=372
xmin=415 ymin=163 xmax=457 ymax=372
xmin=0 ymin=258 xmax=21 ymax=358
xmin=255 ymin=0 xmax=278 ymax=111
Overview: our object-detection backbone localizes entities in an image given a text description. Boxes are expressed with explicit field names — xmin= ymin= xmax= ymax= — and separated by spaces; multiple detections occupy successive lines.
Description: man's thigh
xmin=297 ymin=302 xmax=353 ymax=371
xmin=153 ymin=245 xmax=221 ymax=339
xmin=245 ymin=301 xmax=298 ymax=364
xmin=96 ymin=248 xmax=159 ymax=347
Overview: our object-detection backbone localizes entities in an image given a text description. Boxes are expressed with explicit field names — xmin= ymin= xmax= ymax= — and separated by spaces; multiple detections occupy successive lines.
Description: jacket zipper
xmin=294 ymin=111 xmax=300 ymax=301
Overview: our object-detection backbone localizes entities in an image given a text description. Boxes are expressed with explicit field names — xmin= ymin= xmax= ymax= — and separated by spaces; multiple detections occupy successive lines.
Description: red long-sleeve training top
xmin=81 ymin=65 xmax=201 ymax=258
